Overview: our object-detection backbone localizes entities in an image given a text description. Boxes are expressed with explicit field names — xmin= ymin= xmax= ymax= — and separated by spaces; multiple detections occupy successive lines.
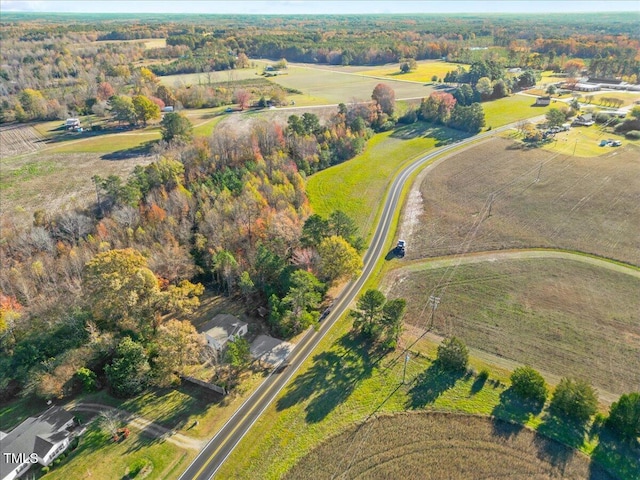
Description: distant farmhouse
xmin=573 ymin=113 xmax=595 ymax=126
xmin=1 ymin=407 xmax=79 ymax=480
xmin=202 ymin=314 xmax=248 ymax=351
xmin=64 ymin=118 xmax=80 ymax=130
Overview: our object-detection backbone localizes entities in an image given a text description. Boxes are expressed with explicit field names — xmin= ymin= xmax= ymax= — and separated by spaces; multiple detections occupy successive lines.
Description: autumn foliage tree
xmin=372 ymin=83 xmax=396 ymax=116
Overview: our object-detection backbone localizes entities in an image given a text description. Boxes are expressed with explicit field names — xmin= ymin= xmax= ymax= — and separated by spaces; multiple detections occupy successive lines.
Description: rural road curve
xmin=177 ymin=119 xmax=536 ymax=480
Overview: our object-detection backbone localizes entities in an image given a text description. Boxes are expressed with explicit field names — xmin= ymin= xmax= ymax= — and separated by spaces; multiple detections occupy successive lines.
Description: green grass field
xmin=306 ymin=124 xmax=468 ymax=237
xmin=483 ymin=94 xmax=553 ymax=127
xmin=46 ymin=132 xmax=160 ymax=154
xmin=44 ymin=424 xmax=194 ymax=480
xmin=158 ymin=67 xmax=264 ymax=87
xmin=383 ymin=257 xmax=640 ymax=397
xmin=361 ymin=60 xmax=468 ymax=83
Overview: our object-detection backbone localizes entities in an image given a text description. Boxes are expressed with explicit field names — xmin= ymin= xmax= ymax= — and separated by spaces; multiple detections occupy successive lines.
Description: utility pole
xmin=535 ymin=162 xmax=542 ymax=183
xmin=402 ymin=352 xmax=410 ymax=385
xmin=428 ymin=295 xmax=440 ymax=330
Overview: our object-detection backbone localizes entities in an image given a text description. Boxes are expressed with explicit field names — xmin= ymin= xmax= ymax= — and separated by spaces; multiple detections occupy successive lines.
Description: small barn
xmin=202 ymin=314 xmax=248 ymax=351
xmin=535 ymin=96 xmax=551 ymax=106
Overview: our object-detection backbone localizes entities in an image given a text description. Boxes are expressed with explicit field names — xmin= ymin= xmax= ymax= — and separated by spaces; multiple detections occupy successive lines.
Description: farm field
xmin=158 ymin=67 xmax=264 ymax=87
xmin=0 ymin=152 xmax=154 ymax=226
xmin=256 ymin=62 xmax=435 ymax=104
xmin=406 ymin=137 xmax=640 ymax=265
xmin=358 ymin=59 xmax=469 ymax=83
xmin=0 ymin=123 xmax=47 ymax=158
xmin=307 ymin=123 xmax=469 ymax=237
xmin=383 ymin=257 xmax=640 ymax=397
xmin=285 ymin=412 xmax=612 ymax=480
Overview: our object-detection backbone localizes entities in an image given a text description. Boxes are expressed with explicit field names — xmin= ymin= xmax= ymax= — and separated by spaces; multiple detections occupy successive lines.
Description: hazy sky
xmin=2 ymin=0 xmax=639 ymax=15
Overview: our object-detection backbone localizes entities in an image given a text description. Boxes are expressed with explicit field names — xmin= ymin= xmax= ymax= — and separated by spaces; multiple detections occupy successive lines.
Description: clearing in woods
xmin=382 ymin=257 xmax=640 ymax=398
xmin=285 ymin=412 xmax=613 ymax=480
xmin=404 ymin=137 xmax=640 ymax=265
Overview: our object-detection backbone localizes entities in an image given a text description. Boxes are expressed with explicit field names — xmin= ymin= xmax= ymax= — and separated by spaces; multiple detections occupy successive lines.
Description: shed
xmin=535 ymin=96 xmax=551 ymax=106
xmin=202 ymin=314 xmax=248 ymax=351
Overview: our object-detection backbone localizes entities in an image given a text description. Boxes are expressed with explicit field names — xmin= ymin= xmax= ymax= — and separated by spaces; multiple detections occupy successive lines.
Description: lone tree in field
xmin=372 ymin=83 xmax=396 ymax=116
xmin=549 ymin=377 xmax=598 ymax=423
xmin=132 ymin=94 xmax=161 ymax=126
xmin=606 ymin=392 xmax=640 ymax=444
xmin=437 ymin=337 xmax=469 ymax=372
xmin=160 ymin=112 xmax=193 ymax=142
xmin=510 ymin=366 xmax=548 ymax=405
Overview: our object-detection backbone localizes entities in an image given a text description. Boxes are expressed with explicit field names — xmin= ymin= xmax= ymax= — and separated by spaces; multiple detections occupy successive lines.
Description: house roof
xmin=0 ymin=407 xmax=74 ymax=471
xmin=202 ymin=314 xmax=247 ymax=344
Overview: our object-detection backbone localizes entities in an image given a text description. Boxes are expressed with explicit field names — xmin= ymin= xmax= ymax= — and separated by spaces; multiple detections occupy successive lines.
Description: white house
xmin=202 ymin=314 xmax=248 ymax=351
xmin=64 ymin=118 xmax=80 ymax=130
xmin=0 ymin=407 xmax=77 ymax=480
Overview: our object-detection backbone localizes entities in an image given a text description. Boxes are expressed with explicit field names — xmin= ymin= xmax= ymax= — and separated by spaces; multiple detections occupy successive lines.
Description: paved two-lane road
xmin=178 ymin=121 xmax=533 ymax=480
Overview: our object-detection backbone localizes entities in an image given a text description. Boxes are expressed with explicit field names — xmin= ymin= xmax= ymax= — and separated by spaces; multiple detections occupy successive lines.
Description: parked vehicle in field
xmin=396 ymin=239 xmax=406 ymax=257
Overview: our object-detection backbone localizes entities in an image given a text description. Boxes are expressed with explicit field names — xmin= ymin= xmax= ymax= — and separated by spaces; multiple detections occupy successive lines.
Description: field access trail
xmin=392 ymin=248 xmax=640 ymax=279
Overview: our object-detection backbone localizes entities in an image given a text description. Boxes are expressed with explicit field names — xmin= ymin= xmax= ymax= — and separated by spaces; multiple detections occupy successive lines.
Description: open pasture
xmin=259 ymin=63 xmax=435 ymax=104
xmin=483 ymin=94 xmax=553 ymax=127
xmin=384 ymin=257 xmax=640 ymax=397
xmin=406 ymin=137 xmax=640 ymax=265
xmin=358 ymin=59 xmax=469 ymax=83
xmin=307 ymin=123 xmax=468 ymax=238
xmin=285 ymin=412 xmax=612 ymax=480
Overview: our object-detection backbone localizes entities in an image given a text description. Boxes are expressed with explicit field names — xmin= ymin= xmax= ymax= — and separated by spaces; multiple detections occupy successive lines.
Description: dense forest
xmin=1 ymin=13 xmax=639 ymax=123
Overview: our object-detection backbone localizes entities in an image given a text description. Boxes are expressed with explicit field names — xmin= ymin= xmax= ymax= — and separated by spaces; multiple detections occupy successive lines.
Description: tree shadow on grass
xmin=405 ymin=362 xmax=465 ymax=409
xmin=491 ymin=388 xmax=543 ymax=436
xmin=391 ymin=122 xmax=472 ymax=146
xmin=276 ymin=333 xmax=378 ymax=423
xmin=100 ymin=141 xmax=157 ymax=160
xmin=534 ymin=412 xmax=590 ymax=473
xmin=469 ymin=375 xmax=487 ymax=395
xmin=590 ymin=429 xmax=640 ymax=480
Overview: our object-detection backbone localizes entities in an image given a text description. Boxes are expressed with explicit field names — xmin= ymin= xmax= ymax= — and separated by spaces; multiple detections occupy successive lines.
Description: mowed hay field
xmin=261 ymin=63 xmax=435 ymax=104
xmin=356 ymin=59 xmax=469 ymax=83
xmin=407 ymin=137 xmax=640 ymax=265
xmin=384 ymin=257 xmax=640 ymax=397
xmin=285 ymin=412 xmax=612 ymax=480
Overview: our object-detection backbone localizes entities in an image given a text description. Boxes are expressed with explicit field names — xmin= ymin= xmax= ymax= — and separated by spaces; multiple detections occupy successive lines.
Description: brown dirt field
xmin=285 ymin=412 xmax=613 ymax=480
xmin=406 ymin=137 xmax=640 ymax=266
xmin=0 ymin=123 xmax=47 ymax=158
xmin=1 ymin=152 xmax=154 ymax=227
xmin=384 ymin=257 xmax=640 ymax=397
